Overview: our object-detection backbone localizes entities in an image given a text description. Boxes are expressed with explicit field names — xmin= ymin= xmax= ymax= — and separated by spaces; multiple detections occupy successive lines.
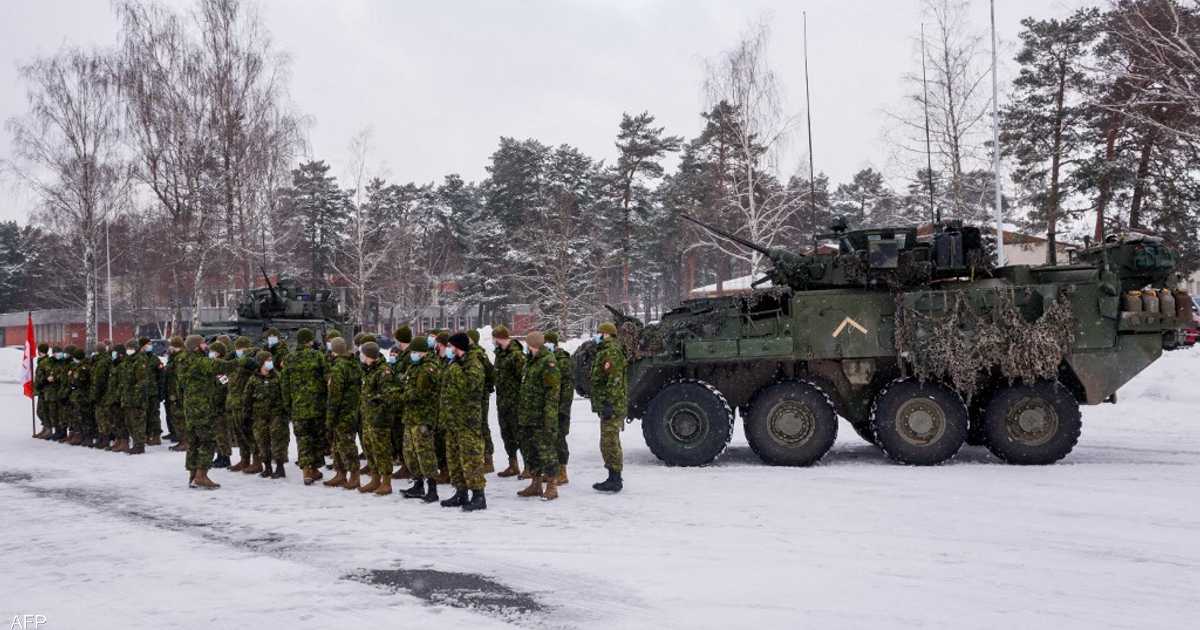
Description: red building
xmin=0 ymin=309 xmax=138 ymax=348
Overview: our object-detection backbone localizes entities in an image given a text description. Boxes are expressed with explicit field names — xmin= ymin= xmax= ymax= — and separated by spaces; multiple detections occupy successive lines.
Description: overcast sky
xmin=1 ymin=0 xmax=1097 ymax=224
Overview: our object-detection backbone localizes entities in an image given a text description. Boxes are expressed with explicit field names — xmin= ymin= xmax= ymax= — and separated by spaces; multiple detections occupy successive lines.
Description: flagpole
xmin=27 ymin=312 xmax=36 ymax=436
xmin=989 ymin=0 xmax=1007 ymax=266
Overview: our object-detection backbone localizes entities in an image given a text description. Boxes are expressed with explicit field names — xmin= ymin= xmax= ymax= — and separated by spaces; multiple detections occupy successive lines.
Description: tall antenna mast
xmin=921 ymin=22 xmax=938 ymax=224
xmin=803 ymin=11 xmax=817 ymax=222
xmin=105 ymin=218 xmax=113 ymax=342
xmin=989 ymin=0 xmax=1007 ymax=265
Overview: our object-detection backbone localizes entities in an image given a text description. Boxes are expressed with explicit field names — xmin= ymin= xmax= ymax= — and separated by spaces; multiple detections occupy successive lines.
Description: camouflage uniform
xmin=467 ymin=343 xmax=495 ymax=457
xmin=119 ymin=347 xmax=151 ymax=448
xmin=179 ymin=348 xmax=222 ymax=471
xmin=219 ymin=349 xmax=258 ymax=461
xmin=441 ymin=354 xmax=487 ymax=491
xmin=44 ymin=355 xmax=66 ymax=436
xmin=281 ymin=343 xmax=327 ymax=470
xmin=401 ymin=353 xmax=441 ymax=479
xmin=245 ymin=368 xmax=289 ymax=464
xmin=102 ymin=353 xmax=125 ymax=442
xmin=90 ymin=350 xmax=113 ymax=441
xmin=325 ymin=353 xmax=362 ymax=472
xmin=67 ymin=353 xmax=93 ymax=440
xmin=553 ymin=346 xmax=574 ymax=465
xmin=141 ymin=349 xmax=164 ymax=441
xmin=519 ymin=347 xmax=561 ymax=477
xmin=360 ymin=359 xmax=399 ymax=477
xmin=33 ymin=351 xmax=50 ymax=434
xmin=165 ymin=349 xmax=185 ymax=444
xmin=590 ymin=338 xmax=628 ymax=473
xmin=212 ymin=345 xmax=234 ymax=459
xmin=493 ymin=340 xmax=526 ymax=460
xmin=389 ymin=352 xmax=410 ymax=467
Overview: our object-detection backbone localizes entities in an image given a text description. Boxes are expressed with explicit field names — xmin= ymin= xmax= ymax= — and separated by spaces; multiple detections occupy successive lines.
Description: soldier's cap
xmin=408 ymin=337 xmax=429 ymax=353
xmin=37 ymin=343 xmax=48 ymax=354
xmin=360 ymin=334 xmax=377 ymax=345
xmin=72 ymin=347 xmax=85 ymax=360
xmin=394 ymin=325 xmax=413 ymax=344
xmin=330 ymin=337 xmax=348 ymax=356
xmin=255 ymin=350 xmax=272 ymax=364
xmin=210 ymin=340 xmax=227 ymax=356
xmin=361 ymin=341 xmax=381 ymax=359
xmin=526 ymin=331 xmax=545 ymax=348
xmin=265 ymin=327 xmax=281 ymax=337
xmin=296 ymin=328 xmax=314 ymax=344
xmin=325 ymin=328 xmax=343 ymax=340
xmin=95 ymin=341 xmax=109 ymax=352
xmin=599 ymin=322 xmax=618 ymax=336
xmin=436 ymin=331 xmax=450 ymax=345
xmin=492 ymin=325 xmax=510 ymax=340
xmin=216 ymin=335 xmax=231 ymax=346
xmin=353 ymin=332 xmax=366 ymax=345
xmin=184 ymin=334 xmax=204 ymax=352
xmin=138 ymin=336 xmax=151 ymax=348
xmin=124 ymin=339 xmax=138 ymax=350
xmin=545 ymin=331 xmax=559 ymax=344
xmin=169 ymin=336 xmax=184 ymax=349
xmin=235 ymin=336 xmax=252 ymax=349
xmin=466 ymin=329 xmax=480 ymax=344
xmin=449 ymin=332 xmax=471 ymax=353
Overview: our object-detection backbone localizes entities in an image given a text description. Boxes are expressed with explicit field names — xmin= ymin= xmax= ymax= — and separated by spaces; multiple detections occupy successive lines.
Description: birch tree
xmin=6 ymin=48 xmax=130 ymax=350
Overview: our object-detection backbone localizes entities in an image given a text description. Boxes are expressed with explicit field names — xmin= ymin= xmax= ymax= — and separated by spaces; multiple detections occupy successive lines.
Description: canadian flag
xmin=21 ymin=312 xmax=35 ymax=399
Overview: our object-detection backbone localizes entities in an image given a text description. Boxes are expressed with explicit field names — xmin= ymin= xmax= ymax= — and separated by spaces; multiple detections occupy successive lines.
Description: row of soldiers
xmin=30 ymin=321 xmax=630 ymax=509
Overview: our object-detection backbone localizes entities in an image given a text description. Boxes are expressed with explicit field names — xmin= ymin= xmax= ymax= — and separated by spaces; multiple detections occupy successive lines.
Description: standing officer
xmin=358 ymin=341 xmax=398 ymax=496
xmin=139 ymin=337 xmax=164 ymax=446
xmin=399 ymin=336 xmax=441 ymax=503
xmin=544 ymin=332 xmax=573 ymax=485
xmin=440 ymin=332 xmax=488 ymax=511
xmin=390 ymin=326 xmax=413 ymax=480
xmin=89 ymin=341 xmax=112 ymax=448
xmin=517 ymin=331 xmax=561 ymax=500
xmin=282 ymin=328 xmax=327 ymax=485
xmin=245 ymin=350 xmax=288 ymax=479
xmin=492 ymin=326 xmax=526 ymax=477
xmin=181 ymin=335 xmax=222 ymax=489
xmin=33 ymin=343 xmax=51 ymax=439
xmin=324 ymin=336 xmax=362 ymax=490
xmin=165 ymin=337 xmax=188 ymax=452
xmin=465 ymin=329 xmax=495 ymax=474
xmin=119 ymin=339 xmax=150 ymax=455
xmin=591 ymin=322 xmax=628 ymax=493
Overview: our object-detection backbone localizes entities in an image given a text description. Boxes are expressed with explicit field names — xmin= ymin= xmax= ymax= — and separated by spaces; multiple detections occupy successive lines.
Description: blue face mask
xmin=410 ymin=352 xmax=422 ymax=364
xmin=593 ymin=334 xmax=603 ymax=344
xmin=386 ymin=354 xmax=398 ymax=365
xmin=264 ymin=360 xmax=274 ymax=371
xmin=111 ymin=351 xmax=118 ymax=360
xmin=443 ymin=347 xmax=456 ymax=360
xmin=267 ymin=336 xmax=279 ymax=347
xmin=426 ymin=335 xmax=436 ymax=348
xmin=545 ymin=342 xmax=556 ymax=352
xmin=143 ymin=346 xmax=153 ymax=353
xmin=235 ymin=349 xmax=245 ymax=358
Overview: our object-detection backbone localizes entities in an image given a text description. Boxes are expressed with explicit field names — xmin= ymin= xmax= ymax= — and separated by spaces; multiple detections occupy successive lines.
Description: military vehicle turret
xmin=193 ymin=268 xmax=349 ymax=344
xmin=578 ymin=217 xmax=1189 ymax=467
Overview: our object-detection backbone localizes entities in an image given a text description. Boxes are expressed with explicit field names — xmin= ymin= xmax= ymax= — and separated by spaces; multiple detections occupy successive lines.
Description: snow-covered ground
xmin=1 ymin=346 xmax=1198 ymax=629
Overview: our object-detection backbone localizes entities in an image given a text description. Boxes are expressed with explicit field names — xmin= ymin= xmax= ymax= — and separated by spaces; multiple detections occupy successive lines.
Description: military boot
xmin=374 ymin=476 xmax=393 ymax=496
xmin=358 ymin=462 xmax=371 ymax=475
xmin=392 ymin=464 xmax=411 ymax=480
xmin=433 ymin=469 xmax=450 ymax=485
xmin=402 ymin=478 xmax=426 ymax=499
xmin=127 ymin=443 xmax=145 ymax=455
xmin=169 ymin=440 xmax=188 ymax=452
xmin=440 ymin=487 xmax=468 ymax=508
xmin=50 ymin=428 xmax=67 ymax=441
xmin=422 ymin=482 xmax=439 ymax=503
xmin=517 ymin=465 xmax=532 ymax=480
xmin=517 ymin=475 xmax=543 ymax=498
xmin=33 ymin=427 xmax=49 ymax=439
xmin=230 ymin=454 xmax=249 ymax=472
xmin=243 ymin=455 xmax=263 ymax=475
xmin=146 ymin=434 xmax=162 ymax=446
xmin=352 ymin=471 xmax=373 ymax=493
xmin=303 ymin=468 xmax=320 ymax=486
xmin=542 ymin=477 xmax=559 ymax=501
xmin=497 ymin=456 xmax=520 ymax=478
xmin=193 ymin=468 xmax=220 ymax=490
xmin=483 ymin=458 xmax=495 ymax=474
xmin=67 ymin=432 xmax=82 ymax=446
xmin=592 ymin=468 xmax=623 ymax=493
xmin=111 ymin=438 xmax=128 ymax=453
xmin=188 ymin=469 xmax=197 ymax=488
xmin=556 ymin=465 xmax=569 ymax=485
xmin=211 ymin=454 xmax=231 ymax=469
xmin=463 ymin=489 xmax=487 ymax=512
xmin=270 ymin=461 xmax=286 ymax=479
xmin=322 ymin=468 xmax=347 ymax=488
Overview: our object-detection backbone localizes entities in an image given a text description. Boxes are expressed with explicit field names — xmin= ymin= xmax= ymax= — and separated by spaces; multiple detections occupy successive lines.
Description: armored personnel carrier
xmin=580 ymin=217 xmax=1189 ymax=467
xmin=193 ymin=269 xmax=348 ymax=343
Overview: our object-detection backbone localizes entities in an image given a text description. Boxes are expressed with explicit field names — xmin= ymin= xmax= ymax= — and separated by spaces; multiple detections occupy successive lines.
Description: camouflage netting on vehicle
xmin=894 ymin=288 xmax=1077 ymax=395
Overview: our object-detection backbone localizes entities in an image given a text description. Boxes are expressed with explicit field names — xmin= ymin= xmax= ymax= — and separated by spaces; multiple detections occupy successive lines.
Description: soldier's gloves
xmin=602 ymin=402 xmax=614 ymax=419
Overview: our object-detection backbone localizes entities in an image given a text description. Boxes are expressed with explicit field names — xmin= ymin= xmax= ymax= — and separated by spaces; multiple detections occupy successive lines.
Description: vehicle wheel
xmin=871 ymin=379 xmax=968 ymax=465
xmin=983 ymin=381 xmax=1081 ymax=465
xmin=642 ymin=380 xmax=734 ymax=466
xmin=850 ymin=421 xmax=878 ymax=446
xmin=572 ymin=340 xmax=597 ymax=398
xmin=743 ymin=381 xmax=838 ymax=466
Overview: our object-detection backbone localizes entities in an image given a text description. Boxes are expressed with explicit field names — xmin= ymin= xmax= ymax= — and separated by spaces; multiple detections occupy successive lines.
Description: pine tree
xmin=832 ymin=168 xmax=901 ymax=229
xmin=280 ymin=160 xmax=349 ymax=287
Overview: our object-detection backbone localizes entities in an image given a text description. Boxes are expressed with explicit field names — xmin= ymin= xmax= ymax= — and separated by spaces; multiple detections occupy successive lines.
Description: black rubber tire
xmin=983 ymin=381 xmax=1081 ymax=465
xmin=871 ymin=379 xmax=968 ymax=465
xmin=850 ymin=421 xmax=879 ymax=446
xmin=642 ymin=380 xmax=734 ymax=467
xmin=572 ymin=340 xmax=597 ymax=398
xmin=743 ymin=381 xmax=839 ymax=466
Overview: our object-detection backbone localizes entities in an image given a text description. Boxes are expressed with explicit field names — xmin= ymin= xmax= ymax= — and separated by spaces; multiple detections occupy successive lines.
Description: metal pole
xmin=921 ymin=23 xmax=938 ymax=225
xmin=803 ymin=11 xmax=817 ymax=222
xmin=105 ymin=218 xmax=114 ymax=341
xmin=990 ymin=0 xmax=1007 ymax=266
